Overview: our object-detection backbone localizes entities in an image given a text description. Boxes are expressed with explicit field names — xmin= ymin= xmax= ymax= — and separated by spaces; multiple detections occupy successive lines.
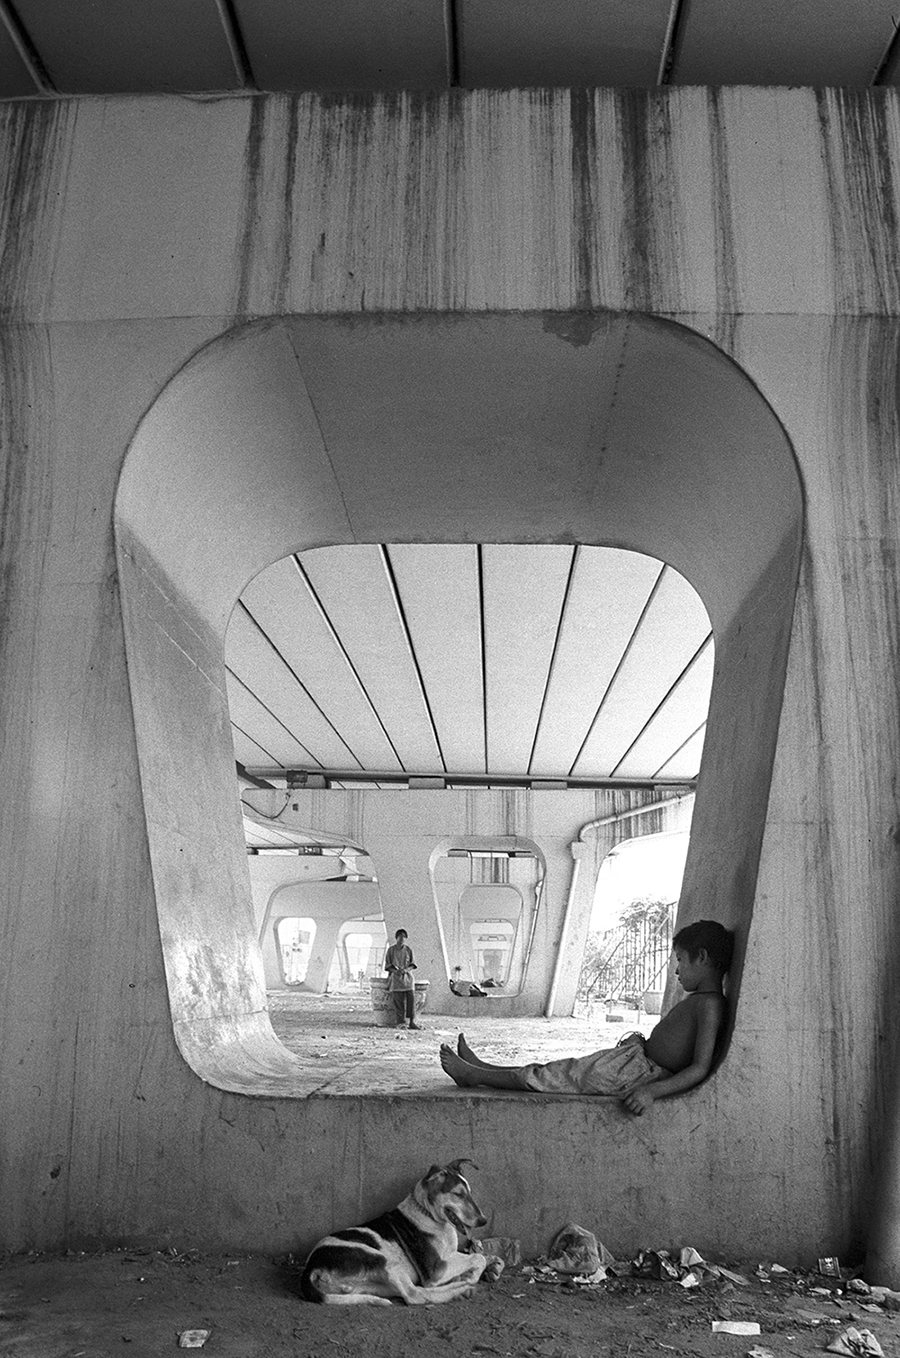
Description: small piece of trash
xmin=548 ymin=1223 xmax=602 ymax=1276
xmin=826 ymin=1327 xmax=885 ymax=1357
xmin=819 ymin=1257 xmax=842 ymax=1278
xmin=477 ymin=1236 xmax=522 ymax=1267
xmin=770 ymin=1263 xmax=791 ymax=1275
xmin=794 ymin=1309 xmax=833 ymax=1326
xmin=681 ymin=1247 xmax=705 ymax=1268
xmin=746 ymin=1348 xmax=775 ymax=1358
xmin=848 ymin=1279 xmax=871 ymax=1295
xmin=712 ymin=1321 xmax=762 ymax=1336
xmin=718 ymin=1268 xmax=751 ymax=1287
xmin=680 ymin=1270 xmax=702 ymax=1289
xmin=570 ymin=1268 xmax=608 ymax=1286
xmin=177 ymin=1331 xmax=210 ymax=1349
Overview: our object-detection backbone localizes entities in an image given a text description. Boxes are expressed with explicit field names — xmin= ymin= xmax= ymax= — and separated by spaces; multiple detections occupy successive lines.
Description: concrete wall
xmin=257 ymin=877 xmax=383 ymax=991
xmin=1 ymin=87 xmax=898 ymax=1263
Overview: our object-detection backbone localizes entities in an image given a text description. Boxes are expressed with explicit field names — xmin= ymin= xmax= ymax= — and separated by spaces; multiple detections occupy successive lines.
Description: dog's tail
xmin=320 ymin=1294 xmax=392 ymax=1306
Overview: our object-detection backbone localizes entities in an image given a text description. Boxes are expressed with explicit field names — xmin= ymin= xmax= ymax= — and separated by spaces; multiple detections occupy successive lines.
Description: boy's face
xmin=674 ymin=946 xmax=707 ymax=992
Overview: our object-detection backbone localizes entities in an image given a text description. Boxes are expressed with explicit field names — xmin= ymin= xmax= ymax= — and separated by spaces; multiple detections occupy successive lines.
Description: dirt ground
xmin=5 ymin=997 xmax=887 ymax=1357
xmin=2 ymin=1245 xmax=897 ymax=1358
xmin=267 ymin=988 xmax=657 ymax=1095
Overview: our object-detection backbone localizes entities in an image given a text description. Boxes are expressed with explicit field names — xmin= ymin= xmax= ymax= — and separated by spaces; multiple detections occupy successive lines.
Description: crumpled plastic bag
xmin=826 ymin=1328 xmax=885 ymax=1357
xmin=633 ymin=1248 xmax=681 ymax=1281
xmin=547 ymin=1223 xmax=601 ymax=1275
xmin=475 ymin=1236 xmax=522 ymax=1267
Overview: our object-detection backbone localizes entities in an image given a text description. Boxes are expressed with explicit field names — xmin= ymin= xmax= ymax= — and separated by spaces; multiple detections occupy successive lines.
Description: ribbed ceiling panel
xmin=227 ymin=544 xmax=714 ymax=784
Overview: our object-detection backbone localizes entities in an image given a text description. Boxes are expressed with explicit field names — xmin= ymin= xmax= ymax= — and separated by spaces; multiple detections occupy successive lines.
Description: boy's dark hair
xmin=395 ymin=928 xmax=408 ymax=939
xmin=672 ymin=919 xmax=733 ymax=973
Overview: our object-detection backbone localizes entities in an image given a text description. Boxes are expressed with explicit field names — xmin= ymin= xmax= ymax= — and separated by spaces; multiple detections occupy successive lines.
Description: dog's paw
xmin=483 ymin=1257 xmax=505 ymax=1282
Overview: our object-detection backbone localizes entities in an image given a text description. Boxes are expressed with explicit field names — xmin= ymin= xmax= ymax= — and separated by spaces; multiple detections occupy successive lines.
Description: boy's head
xmin=395 ymin=928 xmax=408 ymax=941
xmin=672 ymin=919 xmax=733 ymax=975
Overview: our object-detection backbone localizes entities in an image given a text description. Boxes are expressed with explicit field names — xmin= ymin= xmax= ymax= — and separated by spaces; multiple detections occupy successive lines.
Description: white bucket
xmin=370 ymin=977 xmax=430 ymax=1027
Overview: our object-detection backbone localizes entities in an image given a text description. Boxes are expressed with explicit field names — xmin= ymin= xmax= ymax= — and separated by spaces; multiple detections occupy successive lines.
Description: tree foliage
xmin=577 ymin=896 xmax=675 ymax=1006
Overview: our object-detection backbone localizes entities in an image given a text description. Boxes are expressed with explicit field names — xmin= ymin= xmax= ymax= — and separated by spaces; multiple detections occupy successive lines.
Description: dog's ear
xmin=447 ymin=1158 xmax=479 ymax=1176
xmin=424 ymin=1164 xmax=445 ymax=1182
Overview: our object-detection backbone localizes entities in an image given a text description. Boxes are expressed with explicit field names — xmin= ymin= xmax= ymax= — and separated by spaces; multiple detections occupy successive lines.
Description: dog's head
xmin=419 ymin=1159 xmax=487 ymax=1237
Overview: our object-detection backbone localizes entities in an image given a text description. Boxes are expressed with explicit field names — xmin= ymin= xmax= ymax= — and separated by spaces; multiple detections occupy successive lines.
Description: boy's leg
xmin=440 ymin=1044 xmax=532 ymax=1090
xmin=391 ymin=991 xmax=407 ymax=1026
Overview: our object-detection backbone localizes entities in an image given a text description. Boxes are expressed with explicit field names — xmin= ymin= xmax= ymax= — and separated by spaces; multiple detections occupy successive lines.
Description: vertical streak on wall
xmin=570 ymin=88 xmax=597 ymax=311
xmin=614 ymin=90 xmax=685 ymax=314
xmin=706 ymin=89 xmax=739 ymax=351
xmin=0 ymin=100 xmax=65 ymax=822
xmin=817 ymin=90 xmax=900 ymax=315
xmin=234 ymin=96 xmax=267 ymax=318
xmin=274 ymin=95 xmax=300 ymax=316
xmin=0 ymin=100 xmax=70 ymax=319
xmin=0 ymin=324 xmax=54 ymax=897
xmin=832 ymin=318 xmax=900 ymax=1257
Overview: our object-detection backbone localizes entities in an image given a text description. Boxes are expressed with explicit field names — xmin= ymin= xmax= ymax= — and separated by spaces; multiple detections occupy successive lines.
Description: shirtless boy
xmin=438 ymin=920 xmax=733 ymax=1114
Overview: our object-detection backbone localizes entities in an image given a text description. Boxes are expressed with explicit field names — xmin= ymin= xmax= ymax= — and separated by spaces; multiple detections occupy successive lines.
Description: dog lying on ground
xmin=299 ymin=1159 xmax=503 ymax=1305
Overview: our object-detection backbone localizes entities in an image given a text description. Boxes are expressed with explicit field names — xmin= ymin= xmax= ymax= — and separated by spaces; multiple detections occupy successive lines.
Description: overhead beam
xmin=241 ymin=766 xmax=697 ymax=792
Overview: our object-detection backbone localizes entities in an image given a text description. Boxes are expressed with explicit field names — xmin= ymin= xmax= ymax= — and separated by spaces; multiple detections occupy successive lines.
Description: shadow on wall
xmin=113 ymin=311 xmax=803 ymax=1098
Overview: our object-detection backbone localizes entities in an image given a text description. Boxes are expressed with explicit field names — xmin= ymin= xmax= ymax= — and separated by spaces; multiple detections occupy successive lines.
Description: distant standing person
xmin=384 ymin=928 xmax=422 ymax=1030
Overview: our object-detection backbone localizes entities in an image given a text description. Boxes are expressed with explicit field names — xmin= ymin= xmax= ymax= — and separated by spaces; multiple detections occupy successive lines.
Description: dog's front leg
xmin=392 ymin=1251 xmax=488 ymax=1305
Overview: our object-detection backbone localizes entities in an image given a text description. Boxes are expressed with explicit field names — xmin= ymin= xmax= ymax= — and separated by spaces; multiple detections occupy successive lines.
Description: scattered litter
xmin=746 ymin=1348 xmax=775 ymax=1358
xmin=547 ymin=1223 xmax=602 ymax=1276
xmin=825 ymin=1327 xmax=885 ymax=1357
xmin=813 ymin=1287 xmax=837 ymax=1296
xmin=719 ymin=1268 xmax=751 ymax=1287
xmin=633 ymin=1250 xmax=681 ymax=1282
xmin=712 ymin=1320 xmax=762 ymax=1335
xmin=681 ymin=1247 xmax=705 ymax=1268
xmin=477 ymin=1237 xmax=522 ymax=1267
xmin=819 ymin=1258 xmax=842 ymax=1278
xmin=848 ymin=1280 xmax=871 ymax=1296
xmin=869 ymin=1286 xmax=900 ymax=1310
xmin=177 ymin=1331 xmax=210 ymax=1349
xmin=770 ymin=1264 xmax=792 ymax=1276
xmin=680 ymin=1270 xmax=703 ymax=1289
xmin=794 ymin=1309 xmax=834 ymax=1326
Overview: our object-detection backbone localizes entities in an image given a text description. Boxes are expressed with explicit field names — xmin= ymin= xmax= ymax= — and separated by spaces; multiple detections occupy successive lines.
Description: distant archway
xmin=114 ymin=311 xmax=802 ymax=1096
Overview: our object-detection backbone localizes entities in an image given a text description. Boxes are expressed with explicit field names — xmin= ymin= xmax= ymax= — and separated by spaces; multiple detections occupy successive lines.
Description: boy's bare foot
xmin=457 ymin=1033 xmax=490 ymax=1066
xmin=440 ymin=1044 xmax=482 ymax=1087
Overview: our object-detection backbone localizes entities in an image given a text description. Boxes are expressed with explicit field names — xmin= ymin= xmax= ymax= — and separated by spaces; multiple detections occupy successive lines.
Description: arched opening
xmin=113 ymin=311 xmax=803 ymax=1097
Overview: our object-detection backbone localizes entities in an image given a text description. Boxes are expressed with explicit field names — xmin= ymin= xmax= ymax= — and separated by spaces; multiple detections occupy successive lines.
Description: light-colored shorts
xmin=521 ymin=1032 xmax=671 ymax=1096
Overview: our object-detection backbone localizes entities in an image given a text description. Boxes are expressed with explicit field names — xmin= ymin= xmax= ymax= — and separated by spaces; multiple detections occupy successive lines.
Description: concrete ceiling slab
xmin=458 ymin=0 xmax=673 ymax=88
xmin=15 ymin=0 xmax=240 ymax=94
xmin=673 ymin=0 xmax=896 ymax=86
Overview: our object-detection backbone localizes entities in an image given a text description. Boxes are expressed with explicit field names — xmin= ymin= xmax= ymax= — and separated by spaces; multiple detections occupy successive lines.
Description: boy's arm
xmin=621 ymin=996 xmax=725 ymax=1116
